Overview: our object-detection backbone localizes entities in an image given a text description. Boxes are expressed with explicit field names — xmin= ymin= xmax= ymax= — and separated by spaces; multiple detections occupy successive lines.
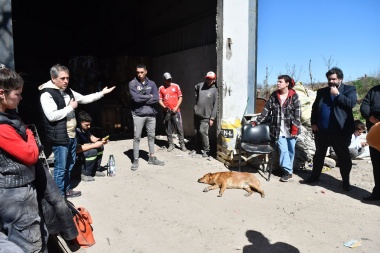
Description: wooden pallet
xmin=217 ymin=145 xmax=246 ymax=167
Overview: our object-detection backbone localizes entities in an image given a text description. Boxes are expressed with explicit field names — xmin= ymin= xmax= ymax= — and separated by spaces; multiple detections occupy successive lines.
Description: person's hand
xmin=330 ymin=86 xmax=339 ymax=96
xmin=369 ymin=115 xmax=379 ymax=124
xmin=209 ymin=119 xmax=214 ymax=126
xmin=361 ymin=141 xmax=368 ymax=147
xmin=93 ymin=141 xmax=104 ymax=148
xmin=172 ymin=107 xmax=178 ymax=113
xmin=311 ymin=124 xmax=319 ymax=132
xmin=102 ymin=86 xmax=116 ymax=95
xmin=69 ymin=98 xmax=78 ymax=109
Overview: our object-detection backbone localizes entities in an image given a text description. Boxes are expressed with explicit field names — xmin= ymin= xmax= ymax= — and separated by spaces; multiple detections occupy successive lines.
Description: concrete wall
xmin=150 ymin=44 xmax=217 ymax=137
xmin=0 ymin=0 xmax=14 ymax=70
xmin=219 ymin=0 xmax=258 ymax=119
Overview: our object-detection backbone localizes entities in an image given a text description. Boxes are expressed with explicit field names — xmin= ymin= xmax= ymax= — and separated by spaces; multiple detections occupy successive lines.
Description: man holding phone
xmin=302 ymin=67 xmax=357 ymax=191
xmin=76 ymin=111 xmax=108 ymax=182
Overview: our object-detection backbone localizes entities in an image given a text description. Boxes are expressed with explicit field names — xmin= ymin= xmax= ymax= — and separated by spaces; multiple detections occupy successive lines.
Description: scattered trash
xmin=343 ymin=239 xmax=362 ymax=248
xmin=320 ymin=189 xmax=325 ymax=194
xmin=175 ymin=154 xmax=183 ymax=157
xmin=235 ymin=246 xmax=242 ymax=250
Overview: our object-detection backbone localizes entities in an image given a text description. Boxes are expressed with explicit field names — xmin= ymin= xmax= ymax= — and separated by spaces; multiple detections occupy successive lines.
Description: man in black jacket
xmin=302 ymin=67 xmax=357 ymax=191
xmin=360 ymin=84 xmax=380 ymax=201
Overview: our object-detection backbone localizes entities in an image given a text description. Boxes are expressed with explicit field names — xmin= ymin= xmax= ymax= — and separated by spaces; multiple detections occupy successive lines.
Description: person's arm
xmin=40 ymin=92 xmax=74 ymax=122
xmin=336 ymin=85 xmax=357 ymax=109
xmin=253 ymin=95 xmax=273 ymax=125
xmin=76 ymin=141 xmax=104 ymax=153
xmin=129 ymin=81 xmax=151 ymax=103
xmin=0 ymin=125 xmax=39 ymax=166
xmin=172 ymin=96 xmax=183 ymax=113
xmin=146 ymin=81 xmax=159 ymax=105
xmin=291 ymin=93 xmax=302 ymax=136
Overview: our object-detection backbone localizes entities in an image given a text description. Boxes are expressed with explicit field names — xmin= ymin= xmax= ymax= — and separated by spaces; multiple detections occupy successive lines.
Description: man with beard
xmin=302 ymin=67 xmax=357 ymax=191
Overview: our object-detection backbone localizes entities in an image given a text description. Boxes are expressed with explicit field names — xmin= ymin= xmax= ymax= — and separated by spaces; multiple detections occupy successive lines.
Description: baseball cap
xmin=163 ymin=72 xmax=172 ymax=80
xmin=205 ymin=71 xmax=216 ymax=79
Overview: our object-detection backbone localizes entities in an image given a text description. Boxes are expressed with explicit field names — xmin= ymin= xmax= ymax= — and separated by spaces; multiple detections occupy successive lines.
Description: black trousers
xmin=312 ymin=131 xmax=352 ymax=183
xmin=369 ymin=146 xmax=380 ymax=196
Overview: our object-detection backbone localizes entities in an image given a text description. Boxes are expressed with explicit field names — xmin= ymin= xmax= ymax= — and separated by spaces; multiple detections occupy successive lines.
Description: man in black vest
xmin=39 ymin=64 xmax=115 ymax=198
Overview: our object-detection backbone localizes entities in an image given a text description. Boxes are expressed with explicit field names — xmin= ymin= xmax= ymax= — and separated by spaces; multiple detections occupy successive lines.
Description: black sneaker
xmin=301 ymin=175 xmax=320 ymax=184
xmin=148 ymin=156 xmax=165 ymax=166
xmin=280 ymin=174 xmax=293 ymax=182
xmin=66 ymin=189 xmax=81 ymax=198
xmin=131 ymin=159 xmax=139 ymax=171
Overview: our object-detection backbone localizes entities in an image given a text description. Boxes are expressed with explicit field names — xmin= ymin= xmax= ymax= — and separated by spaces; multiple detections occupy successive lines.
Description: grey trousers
xmin=133 ymin=115 xmax=156 ymax=159
xmin=194 ymin=116 xmax=210 ymax=152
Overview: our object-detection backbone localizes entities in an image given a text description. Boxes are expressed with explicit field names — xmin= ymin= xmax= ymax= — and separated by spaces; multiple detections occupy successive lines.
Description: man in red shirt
xmin=159 ymin=72 xmax=187 ymax=152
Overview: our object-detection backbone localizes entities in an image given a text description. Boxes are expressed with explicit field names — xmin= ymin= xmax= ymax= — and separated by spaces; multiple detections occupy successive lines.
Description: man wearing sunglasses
xmin=129 ymin=64 xmax=165 ymax=170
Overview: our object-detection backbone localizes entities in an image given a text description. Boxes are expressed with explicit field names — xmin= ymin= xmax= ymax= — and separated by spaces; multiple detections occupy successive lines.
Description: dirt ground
xmin=69 ymin=137 xmax=380 ymax=253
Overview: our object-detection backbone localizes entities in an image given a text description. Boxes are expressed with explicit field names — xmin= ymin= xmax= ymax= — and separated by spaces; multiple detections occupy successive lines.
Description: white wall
xmin=220 ymin=0 xmax=257 ymax=119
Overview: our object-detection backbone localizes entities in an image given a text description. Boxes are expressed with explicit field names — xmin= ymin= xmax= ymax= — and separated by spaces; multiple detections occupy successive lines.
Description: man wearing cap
xmin=129 ymin=64 xmax=165 ymax=170
xmin=193 ymin=71 xmax=218 ymax=157
xmin=159 ymin=72 xmax=187 ymax=152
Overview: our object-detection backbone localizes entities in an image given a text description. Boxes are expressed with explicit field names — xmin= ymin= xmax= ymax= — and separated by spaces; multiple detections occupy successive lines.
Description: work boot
xmin=131 ymin=158 xmax=139 ymax=171
xmin=167 ymin=144 xmax=175 ymax=152
xmin=65 ymin=189 xmax=82 ymax=198
xmin=180 ymin=144 xmax=187 ymax=152
xmin=148 ymin=156 xmax=165 ymax=166
xmin=202 ymin=150 xmax=209 ymax=158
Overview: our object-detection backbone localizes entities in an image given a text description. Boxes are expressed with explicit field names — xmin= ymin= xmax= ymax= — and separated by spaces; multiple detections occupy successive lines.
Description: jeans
xmin=52 ymin=138 xmax=77 ymax=195
xmin=0 ymin=184 xmax=45 ymax=253
xmin=132 ymin=115 xmax=156 ymax=159
xmin=277 ymin=136 xmax=297 ymax=174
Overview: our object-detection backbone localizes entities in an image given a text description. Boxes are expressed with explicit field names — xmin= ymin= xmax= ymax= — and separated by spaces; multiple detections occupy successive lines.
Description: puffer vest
xmin=0 ymin=111 xmax=36 ymax=188
xmin=41 ymin=88 xmax=74 ymax=145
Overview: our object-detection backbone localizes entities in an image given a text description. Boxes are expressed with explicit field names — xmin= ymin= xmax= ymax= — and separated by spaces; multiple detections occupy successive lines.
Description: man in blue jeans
xmin=39 ymin=64 xmax=115 ymax=198
xmin=129 ymin=64 xmax=165 ymax=170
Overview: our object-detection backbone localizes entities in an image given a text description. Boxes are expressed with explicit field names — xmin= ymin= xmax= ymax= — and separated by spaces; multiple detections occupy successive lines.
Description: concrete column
xmin=0 ymin=0 xmax=15 ymax=70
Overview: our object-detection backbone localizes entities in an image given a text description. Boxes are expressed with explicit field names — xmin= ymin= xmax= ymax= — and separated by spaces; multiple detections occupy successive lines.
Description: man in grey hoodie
xmin=39 ymin=64 xmax=115 ymax=198
xmin=193 ymin=71 xmax=218 ymax=157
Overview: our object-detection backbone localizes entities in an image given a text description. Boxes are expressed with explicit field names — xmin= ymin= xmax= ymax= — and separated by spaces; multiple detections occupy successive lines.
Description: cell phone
xmin=102 ymin=135 xmax=109 ymax=141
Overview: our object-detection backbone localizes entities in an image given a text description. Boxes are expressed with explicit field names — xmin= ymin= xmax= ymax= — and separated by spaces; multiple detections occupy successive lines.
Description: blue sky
xmin=257 ymin=0 xmax=380 ymax=85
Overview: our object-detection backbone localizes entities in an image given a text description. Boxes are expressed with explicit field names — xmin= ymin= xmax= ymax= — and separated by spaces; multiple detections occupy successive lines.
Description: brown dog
xmin=197 ymin=172 xmax=265 ymax=198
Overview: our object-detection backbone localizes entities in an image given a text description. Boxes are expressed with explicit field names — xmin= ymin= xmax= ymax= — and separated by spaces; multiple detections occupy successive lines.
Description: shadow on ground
xmin=243 ymin=230 xmax=300 ymax=253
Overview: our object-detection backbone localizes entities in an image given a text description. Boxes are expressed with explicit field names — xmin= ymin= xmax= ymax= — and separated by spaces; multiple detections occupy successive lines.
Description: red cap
xmin=205 ymin=71 xmax=216 ymax=79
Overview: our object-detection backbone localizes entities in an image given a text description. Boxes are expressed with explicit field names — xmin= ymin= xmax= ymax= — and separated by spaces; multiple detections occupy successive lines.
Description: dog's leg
xmin=203 ymin=185 xmax=219 ymax=192
xmin=249 ymin=184 xmax=265 ymax=198
xmin=217 ymin=184 xmax=227 ymax=197
xmin=244 ymin=187 xmax=254 ymax=197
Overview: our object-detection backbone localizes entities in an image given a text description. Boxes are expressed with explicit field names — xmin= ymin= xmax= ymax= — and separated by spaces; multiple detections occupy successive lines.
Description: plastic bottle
xmin=108 ymin=154 xmax=116 ymax=177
